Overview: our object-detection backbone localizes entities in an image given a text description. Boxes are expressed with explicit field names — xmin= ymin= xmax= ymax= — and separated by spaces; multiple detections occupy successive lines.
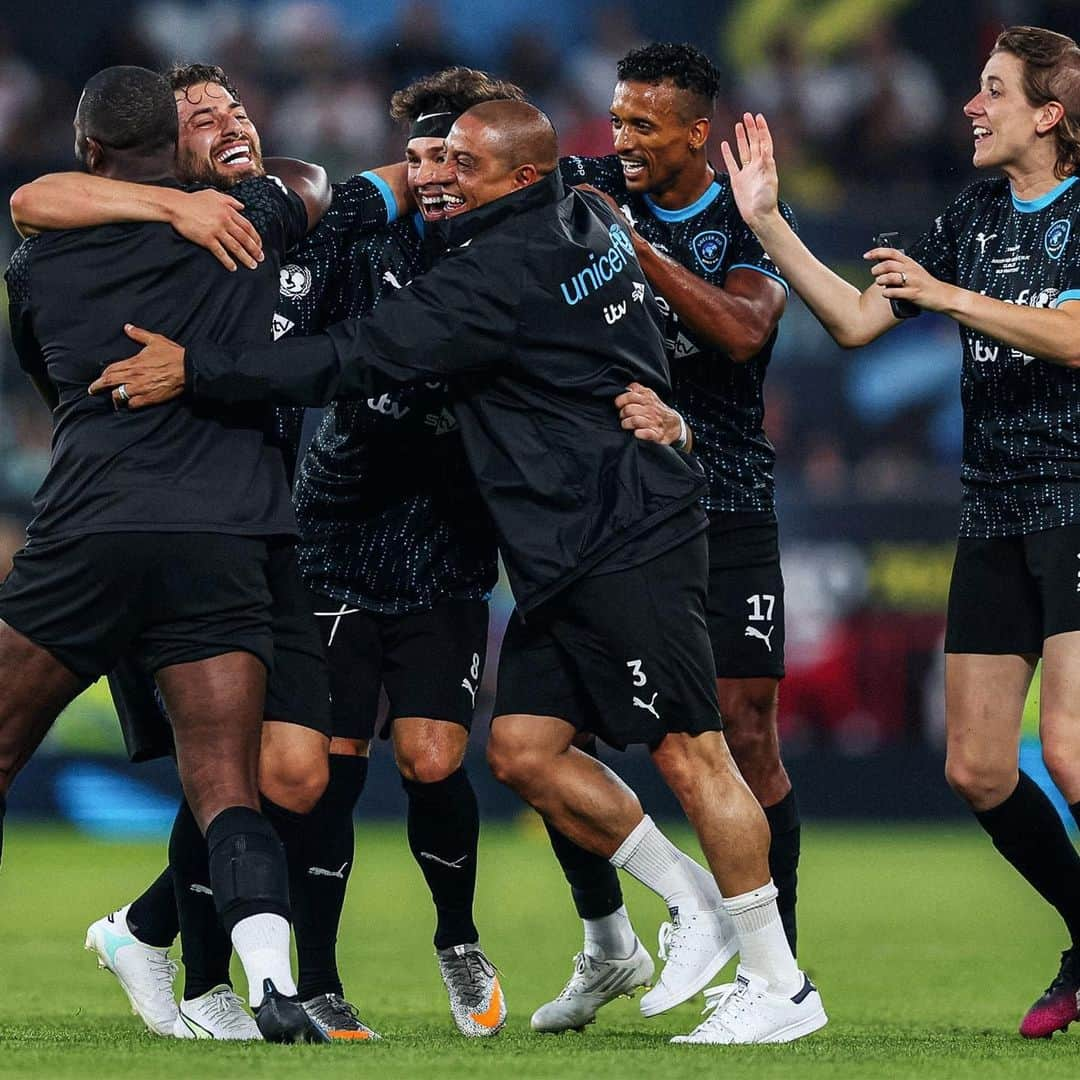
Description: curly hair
xmin=994 ymin=26 xmax=1080 ymax=179
xmin=165 ymin=63 xmax=240 ymax=101
xmin=389 ymin=66 xmax=525 ymax=124
xmin=616 ymin=43 xmax=720 ymax=119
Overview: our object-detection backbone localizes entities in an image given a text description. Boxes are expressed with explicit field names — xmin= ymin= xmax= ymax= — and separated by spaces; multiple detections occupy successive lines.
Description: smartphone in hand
xmin=873 ymin=232 xmax=921 ymax=319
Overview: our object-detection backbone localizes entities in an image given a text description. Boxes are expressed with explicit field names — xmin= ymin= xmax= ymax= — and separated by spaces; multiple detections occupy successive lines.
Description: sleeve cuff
xmin=1051 ymin=289 xmax=1080 ymax=309
xmin=361 ymin=170 xmax=398 ymax=225
xmin=728 ymin=262 xmax=790 ymax=295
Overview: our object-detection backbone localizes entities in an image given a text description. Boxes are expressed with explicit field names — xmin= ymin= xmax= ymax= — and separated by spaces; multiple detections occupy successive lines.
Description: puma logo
xmin=419 ymin=852 xmax=468 ymax=870
xmin=461 ymin=677 xmax=477 ymax=707
xmin=189 ymin=883 xmax=213 ymax=896
xmin=632 ymin=692 xmax=661 ymax=719
xmin=308 ymin=862 xmax=349 ymax=879
xmin=744 ymin=625 xmax=775 ymax=651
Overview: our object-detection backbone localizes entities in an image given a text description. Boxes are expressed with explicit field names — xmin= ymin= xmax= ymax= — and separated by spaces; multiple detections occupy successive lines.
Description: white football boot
xmin=671 ymin=967 xmax=827 ymax=1044
xmin=173 ymin=984 xmax=262 ymax=1040
xmin=531 ymin=940 xmax=655 ymax=1032
xmin=639 ymin=908 xmax=738 ymax=1017
xmin=85 ymin=904 xmax=179 ymax=1035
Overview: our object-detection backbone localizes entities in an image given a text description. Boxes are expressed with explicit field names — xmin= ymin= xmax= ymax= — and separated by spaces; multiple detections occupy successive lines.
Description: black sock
xmin=403 ymin=767 xmax=480 ymax=951
xmin=544 ymin=737 xmax=624 ymax=920
xmin=544 ymin=819 xmax=624 ymax=919
xmin=126 ymin=866 xmax=179 ymax=948
xmin=169 ymin=800 xmax=232 ymax=998
xmin=205 ymin=805 xmax=290 ymax=936
xmin=975 ymin=772 xmax=1080 ymax=944
xmin=765 ymin=789 xmax=801 ymax=957
xmin=277 ymin=754 xmax=368 ymax=1000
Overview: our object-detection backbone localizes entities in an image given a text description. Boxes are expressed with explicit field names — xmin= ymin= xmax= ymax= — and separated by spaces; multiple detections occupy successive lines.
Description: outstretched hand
xmin=720 ymin=113 xmax=781 ymax=232
xmin=88 ymin=325 xmax=187 ymax=409
xmin=172 ymin=189 xmax=264 ymax=271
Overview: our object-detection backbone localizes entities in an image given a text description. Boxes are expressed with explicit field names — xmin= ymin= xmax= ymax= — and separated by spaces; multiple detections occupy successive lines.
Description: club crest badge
xmin=692 ymin=230 xmax=727 ymax=273
xmin=1045 ymin=218 xmax=1070 ymax=261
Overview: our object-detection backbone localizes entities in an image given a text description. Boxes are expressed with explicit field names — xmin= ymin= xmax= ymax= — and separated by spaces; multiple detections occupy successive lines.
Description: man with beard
xmin=18 ymin=67 xmax=691 ymax=1041
xmin=90 ymin=98 xmax=828 ymax=1046
xmin=9 ymin=64 xmax=398 ymax=1041
xmin=1 ymin=65 xmax=332 ymax=1043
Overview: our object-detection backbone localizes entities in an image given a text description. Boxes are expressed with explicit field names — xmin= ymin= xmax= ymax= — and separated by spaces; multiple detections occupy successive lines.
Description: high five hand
xmin=720 ymin=113 xmax=781 ymax=231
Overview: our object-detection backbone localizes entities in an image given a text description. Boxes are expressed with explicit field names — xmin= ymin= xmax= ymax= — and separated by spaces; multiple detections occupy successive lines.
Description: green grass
xmin=2 ymin=820 xmax=1079 ymax=1078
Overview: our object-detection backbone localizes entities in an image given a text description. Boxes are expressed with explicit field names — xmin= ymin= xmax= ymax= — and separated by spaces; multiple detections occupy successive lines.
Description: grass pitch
xmin=2 ymin=820 xmax=1079 ymax=1079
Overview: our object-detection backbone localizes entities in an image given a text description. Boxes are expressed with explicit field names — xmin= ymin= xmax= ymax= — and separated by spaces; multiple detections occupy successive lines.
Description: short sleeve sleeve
xmin=727 ymin=198 xmax=797 ymax=293
xmin=234 ymin=175 xmax=309 ymax=258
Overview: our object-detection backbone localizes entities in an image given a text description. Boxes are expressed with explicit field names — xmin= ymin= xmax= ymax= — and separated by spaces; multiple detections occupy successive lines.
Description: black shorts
xmin=105 ymin=541 xmax=332 ymax=762
xmin=0 ymin=532 xmax=277 ymax=682
xmin=493 ymin=532 xmax=722 ymax=750
xmin=312 ymin=594 xmax=489 ymax=741
xmin=705 ymin=516 xmax=785 ymax=679
xmin=945 ymin=525 xmax=1080 ymax=655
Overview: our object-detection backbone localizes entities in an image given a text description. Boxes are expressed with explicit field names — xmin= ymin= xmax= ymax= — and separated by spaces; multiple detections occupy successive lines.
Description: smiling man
xmin=542 ymin=42 xmax=803 ymax=1033
xmin=90 ymin=98 xmax=828 ymax=1046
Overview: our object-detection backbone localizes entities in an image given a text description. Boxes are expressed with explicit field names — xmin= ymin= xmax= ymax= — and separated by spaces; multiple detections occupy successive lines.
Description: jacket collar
xmin=435 ymin=169 xmax=566 ymax=249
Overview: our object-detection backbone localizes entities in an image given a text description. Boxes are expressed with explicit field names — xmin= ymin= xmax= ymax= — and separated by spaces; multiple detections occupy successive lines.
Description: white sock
xmin=609 ymin=815 xmax=718 ymax=917
xmin=230 ymin=913 xmax=297 ymax=1007
xmin=723 ymin=882 xmax=801 ymax=995
xmin=582 ymin=904 xmax=637 ymax=960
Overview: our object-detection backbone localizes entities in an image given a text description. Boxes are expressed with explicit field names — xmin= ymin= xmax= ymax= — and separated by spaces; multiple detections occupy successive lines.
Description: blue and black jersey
xmin=274 ymin=172 xmax=497 ymax=614
xmin=909 ymin=175 xmax=1080 ymax=537
xmin=559 ymin=154 xmax=796 ymax=517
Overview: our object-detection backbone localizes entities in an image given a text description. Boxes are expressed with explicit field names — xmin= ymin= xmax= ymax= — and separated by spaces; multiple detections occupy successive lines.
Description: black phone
xmin=873 ymin=232 xmax=921 ymax=319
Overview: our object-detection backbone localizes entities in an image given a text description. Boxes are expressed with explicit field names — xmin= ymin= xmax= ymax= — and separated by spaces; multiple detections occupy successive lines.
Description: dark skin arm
xmin=262 ymin=157 xmax=331 ymax=232
xmin=269 ymin=159 xmax=414 ymax=218
xmin=633 ymin=248 xmax=786 ymax=362
xmin=578 ymin=183 xmax=786 ymax=362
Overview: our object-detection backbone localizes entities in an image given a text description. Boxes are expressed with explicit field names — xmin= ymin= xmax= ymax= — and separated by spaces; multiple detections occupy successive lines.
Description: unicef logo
xmin=280 ymin=264 xmax=312 ymax=297
xmin=1045 ymin=218 xmax=1070 ymax=261
xmin=692 ymin=230 xmax=728 ymax=273
xmin=609 ymin=223 xmax=634 ymax=257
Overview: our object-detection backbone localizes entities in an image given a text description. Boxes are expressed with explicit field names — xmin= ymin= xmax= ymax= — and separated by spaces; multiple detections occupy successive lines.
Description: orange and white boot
xmin=438 ymin=943 xmax=506 ymax=1037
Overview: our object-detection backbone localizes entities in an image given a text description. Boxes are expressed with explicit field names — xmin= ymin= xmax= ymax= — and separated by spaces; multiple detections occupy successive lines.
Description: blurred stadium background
xmin=0 ymin=0 xmax=1072 ymax=837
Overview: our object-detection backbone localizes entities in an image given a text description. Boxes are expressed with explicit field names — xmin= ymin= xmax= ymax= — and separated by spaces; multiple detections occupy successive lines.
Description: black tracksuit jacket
xmin=186 ymin=170 xmax=707 ymax=612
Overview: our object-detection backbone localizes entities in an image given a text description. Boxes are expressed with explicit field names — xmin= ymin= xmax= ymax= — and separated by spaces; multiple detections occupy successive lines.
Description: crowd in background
xmin=0 ymin=0 xmax=1071 ymax=752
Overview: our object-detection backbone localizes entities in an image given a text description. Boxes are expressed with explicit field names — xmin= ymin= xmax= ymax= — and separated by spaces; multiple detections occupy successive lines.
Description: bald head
xmin=458 ymin=100 xmax=558 ymax=174
xmin=442 ymin=100 xmax=560 ymax=215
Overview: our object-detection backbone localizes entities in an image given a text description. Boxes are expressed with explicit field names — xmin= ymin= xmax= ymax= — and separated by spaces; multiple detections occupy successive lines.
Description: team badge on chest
xmin=1044 ymin=218 xmax=1070 ymax=261
xmin=692 ymin=230 xmax=728 ymax=273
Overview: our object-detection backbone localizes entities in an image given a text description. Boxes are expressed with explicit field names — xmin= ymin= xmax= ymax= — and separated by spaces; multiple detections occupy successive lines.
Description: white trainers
xmin=531 ymin=941 xmax=655 ymax=1032
xmin=173 ymin=985 xmax=262 ymax=1040
xmin=85 ymin=904 xmax=179 ymax=1036
xmin=671 ymin=967 xmax=827 ymax=1044
xmin=639 ymin=908 xmax=738 ymax=1017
